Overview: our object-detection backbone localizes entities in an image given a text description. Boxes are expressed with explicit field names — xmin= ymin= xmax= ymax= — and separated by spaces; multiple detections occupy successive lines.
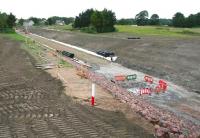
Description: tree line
xmin=46 ymin=16 xmax=74 ymax=25
xmin=172 ymin=12 xmax=200 ymax=27
xmin=117 ymin=10 xmax=200 ymax=28
xmin=117 ymin=11 xmax=172 ymax=26
xmin=1 ymin=9 xmax=200 ymax=34
xmin=0 ymin=11 xmax=16 ymax=32
xmin=73 ymin=9 xmax=116 ymax=33
xmin=134 ymin=10 xmax=173 ymax=26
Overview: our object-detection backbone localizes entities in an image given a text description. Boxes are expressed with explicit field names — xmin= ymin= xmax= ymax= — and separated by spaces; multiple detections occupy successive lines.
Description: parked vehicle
xmin=56 ymin=50 xmax=75 ymax=58
xmin=96 ymin=50 xmax=118 ymax=61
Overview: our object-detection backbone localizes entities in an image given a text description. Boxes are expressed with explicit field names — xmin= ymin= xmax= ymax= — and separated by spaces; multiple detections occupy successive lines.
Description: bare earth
xmin=21 ymin=30 xmax=200 ymax=126
xmin=0 ymin=35 xmax=154 ymax=137
xmin=30 ymin=28 xmax=200 ymax=93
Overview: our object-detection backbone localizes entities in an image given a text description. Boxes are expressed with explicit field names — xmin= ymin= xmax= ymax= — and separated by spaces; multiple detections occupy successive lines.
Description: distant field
xmin=116 ymin=25 xmax=200 ymax=37
xmin=47 ymin=25 xmax=73 ymax=31
xmin=46 ymin=25 xmax=200 ymax=37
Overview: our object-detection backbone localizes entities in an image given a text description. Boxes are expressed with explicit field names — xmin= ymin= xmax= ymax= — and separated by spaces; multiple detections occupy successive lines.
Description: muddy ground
xmin=30 ymin=28 xmax=200 ymax=93
xmin=0 ymin=36 xmax=155 ymax=137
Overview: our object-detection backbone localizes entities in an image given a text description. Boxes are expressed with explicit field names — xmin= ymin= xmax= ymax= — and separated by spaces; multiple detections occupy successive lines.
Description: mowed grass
xmin=47 ymin=25 xmax=73 ymax=31
xmin=0 ymin=32 xmax=26 ymax=42
xmin=115 ymin=25 xmax=200 ymax=37
xmin=46 ymin=24 xmax=200 ymax=37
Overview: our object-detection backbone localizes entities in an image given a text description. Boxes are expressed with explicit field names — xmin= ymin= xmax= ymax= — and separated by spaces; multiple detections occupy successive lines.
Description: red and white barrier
xmin=140 ymin=88 xmax=152 ymax=95
xmin=91 ymin=83 xmax=95 ymax=106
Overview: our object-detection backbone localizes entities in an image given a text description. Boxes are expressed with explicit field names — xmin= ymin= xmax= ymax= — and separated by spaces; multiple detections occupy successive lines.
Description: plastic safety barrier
xmin=126 ymin=74 xmax=137 ymax=80
xmin=140 ymin=88 xmax=152 ymax=95
xmin=114 ymin=75 xmax=126 ymax=81
xmin=144 ymin=75 xmax=154 ymax=83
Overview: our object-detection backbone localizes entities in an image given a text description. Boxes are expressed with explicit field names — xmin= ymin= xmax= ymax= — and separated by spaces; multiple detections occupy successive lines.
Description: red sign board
xmin=144 ymin=75 xmax=154 ymax=84
xmin=115 ymin=75 xmax=126 ymax=81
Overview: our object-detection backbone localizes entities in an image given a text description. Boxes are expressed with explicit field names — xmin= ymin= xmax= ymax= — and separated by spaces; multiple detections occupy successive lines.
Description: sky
xmin=0 ymin=0 xmax=200 ymax=19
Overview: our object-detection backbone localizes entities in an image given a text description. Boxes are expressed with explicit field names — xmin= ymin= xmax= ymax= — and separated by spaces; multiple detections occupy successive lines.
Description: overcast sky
xmin=0 ymin=0 xmax=199 ymax=19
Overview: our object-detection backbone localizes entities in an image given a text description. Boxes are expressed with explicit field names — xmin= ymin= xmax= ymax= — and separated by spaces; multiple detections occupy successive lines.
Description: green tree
xmin=196 ymin=12 xmax=200 ymax=26
xmin=80 ymin=9 xmax=94 ymax=28
xmin=117 ymin=18 xmax=136 ymax=25
xmin=101 ymin=9 xmax=116 ymax=32
xmin=172 ymin=12 xmax=185 ymax=27
xmin=73 ymin=8 xmax=116 ymax=33
xmin=159 ymin=19 xmax=172 ymax=26
xmin=46 ymin=16 xmax=61 ymax=25
xmin=73 ymin=9 xmax=94 ymax=28
xmin=7 ymin=13 xmax=16 ymax=28
xmin=135 ymin=10 xmax=149 ymax=26
xmin=91 ymin=11 xmax=103 ymax=32
xmin=0 ymin=12 xmax=8 ymax=28
xmin=73 ymin=16 xmax=80 ymax=28
xmin=46 ymin=18 xmax=53 ymax=25
xmin=150 ymin=14 xmax=159 ymax=25
xmin=186 ymin=14 xmax=197 ymax=27
xmin=18 ymin=18 xmax=24 ymax=26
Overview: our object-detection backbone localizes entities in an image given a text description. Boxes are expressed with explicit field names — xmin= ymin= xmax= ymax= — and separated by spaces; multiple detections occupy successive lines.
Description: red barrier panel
xmin=159 ymin=80 xmax=167 ymax=91
xmin=140 ymin=88 xmax=152 ymax=95
xmin=115 ymin=75 xmax=126 ymax=81
xmin=144 ymin=75 xmax=154 ymax=83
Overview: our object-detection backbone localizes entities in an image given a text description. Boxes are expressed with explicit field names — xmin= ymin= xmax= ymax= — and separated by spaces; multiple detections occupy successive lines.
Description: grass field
xmin=116 ymin=25 xmax=200 ymax=37
xmin=0 ymin=32 xmax=26 ymax=42
xmin=47 ymin=25 xmax=73 ymax=31
xmin=46 ymin=25 xmax=200 ymax=37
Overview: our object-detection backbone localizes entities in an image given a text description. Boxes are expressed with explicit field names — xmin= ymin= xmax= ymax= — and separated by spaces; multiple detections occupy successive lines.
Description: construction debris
xmin=35 ymin=63 xmax=55 ymax=70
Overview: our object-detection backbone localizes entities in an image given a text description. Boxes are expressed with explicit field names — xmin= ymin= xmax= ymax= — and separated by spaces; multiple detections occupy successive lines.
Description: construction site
xmin=0 ymin=32 xmax=156 ymax=138
xmin=0 ymin=4 xmax=200 ymax=137
xmin=1 ymin=26 xmax=198 ymax=138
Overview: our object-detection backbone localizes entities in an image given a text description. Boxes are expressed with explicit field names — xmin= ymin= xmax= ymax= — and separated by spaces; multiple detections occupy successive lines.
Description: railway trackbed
xmin=0 ymin=35 xmax=154 ymax=137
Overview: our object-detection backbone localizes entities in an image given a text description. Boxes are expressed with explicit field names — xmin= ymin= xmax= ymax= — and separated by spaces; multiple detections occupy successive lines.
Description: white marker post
xmin=91 ymin=83 xmax=95 ymax=106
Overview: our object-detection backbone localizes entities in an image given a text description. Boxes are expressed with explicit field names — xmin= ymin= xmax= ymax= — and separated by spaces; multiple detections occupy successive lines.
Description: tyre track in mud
xmin=0 ymin=36 xmax=154 ymax=137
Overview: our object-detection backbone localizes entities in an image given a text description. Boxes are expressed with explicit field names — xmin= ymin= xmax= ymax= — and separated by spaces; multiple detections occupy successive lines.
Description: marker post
xmin=91 ymin=83 xmax=95 ymax=106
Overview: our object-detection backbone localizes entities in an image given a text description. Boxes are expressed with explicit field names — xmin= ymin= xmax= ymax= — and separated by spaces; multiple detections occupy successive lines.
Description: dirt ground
xmin=20 ymin=30 xmax=200 ymax=126
xmin=30 ymin=28 xmax=200 ymax=93
xmin=0 ymin=35 xmax=155 ymax=137
xmin=48 ymin=68 xmax=154 ymax=133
